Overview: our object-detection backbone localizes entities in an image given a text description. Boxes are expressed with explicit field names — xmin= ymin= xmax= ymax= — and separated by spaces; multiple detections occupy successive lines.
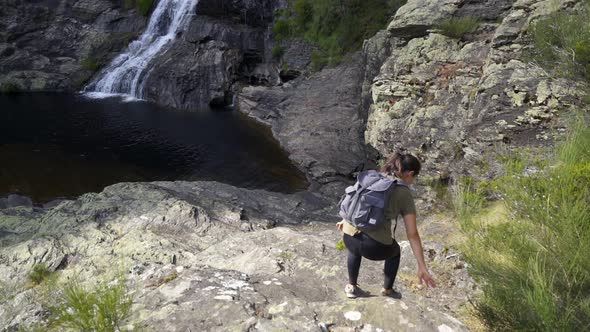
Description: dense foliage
xmin=273 ymin=0 xmax=407 ymax=70
xmin=455 ymin=116 xmax=590 ymax=331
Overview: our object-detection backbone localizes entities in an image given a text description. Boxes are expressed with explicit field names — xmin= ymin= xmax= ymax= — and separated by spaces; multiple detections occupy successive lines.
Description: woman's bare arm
xmin=403 ymin=213 xmax=436 ymax=288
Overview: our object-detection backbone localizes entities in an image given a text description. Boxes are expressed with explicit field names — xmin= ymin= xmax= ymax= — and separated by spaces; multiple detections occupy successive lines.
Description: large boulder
xmin=387 ymin=0 xmax=459 ymax=38
xmin=143 ymin=40 xmax=242 ymax=110
xmin=237 ymin=55 xmax=370 ymax=197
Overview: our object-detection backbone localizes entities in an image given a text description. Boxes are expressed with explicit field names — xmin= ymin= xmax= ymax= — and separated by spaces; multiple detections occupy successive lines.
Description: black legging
xmin=343 ymin=233 xmax=401 ymax=290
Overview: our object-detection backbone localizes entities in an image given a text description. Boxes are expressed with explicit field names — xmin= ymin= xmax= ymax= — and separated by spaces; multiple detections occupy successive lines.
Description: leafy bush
xmin=48 ymin=278 xmax=133 ymax=332
xmin=457 ymin=116 xmax=590 ymax=331
xmin=437 ymin=17 xmax=479 ymax=39
xmin=273 ymin=0 xmax=407 ymax=70
xmin=528 ymin=3 xmax=590 ymax=80
xmin=137 ymin=0 xmax=154 ymax=16
xmin=28 ymin=263 xmax=51 ymax=285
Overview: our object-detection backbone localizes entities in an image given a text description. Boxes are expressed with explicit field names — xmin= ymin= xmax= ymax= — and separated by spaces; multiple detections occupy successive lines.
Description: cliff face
xmin=0 ymin=0 xmax=288 ymax=108
xmin=0 ymin=0 xmax=147 ymax=91
xmin=142 ymin=0 xmax=289 ymax=110
xmin=362 ymin=0 xmax=584 ymax=181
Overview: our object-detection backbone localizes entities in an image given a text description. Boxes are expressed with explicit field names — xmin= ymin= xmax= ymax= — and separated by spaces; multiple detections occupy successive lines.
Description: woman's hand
xmin=336 ymin=221 xmax=344 ymax=231
xmin=418 ymin=268 xmax=436 ymax=288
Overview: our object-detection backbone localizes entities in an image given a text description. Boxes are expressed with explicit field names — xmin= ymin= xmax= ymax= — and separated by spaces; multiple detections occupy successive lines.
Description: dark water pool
xmin=0 ymin=93 xmax=308 ymax=203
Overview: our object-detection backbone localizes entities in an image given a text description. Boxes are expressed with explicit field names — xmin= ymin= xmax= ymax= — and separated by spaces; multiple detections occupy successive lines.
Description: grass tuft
xmin=28 ymin=263 xmax=52 ymax=285
xmin=47 ymin=277 xmax=133 ymax=332
xmin=527 ymin=2 xmax=590 ymax=81
xmin=452 ymin=177 xmax=488 ymax=228
xmin=455 ymin=115 xmax=590 ymax=331
xmin=436 ymin=17 xmax=479 ymax=39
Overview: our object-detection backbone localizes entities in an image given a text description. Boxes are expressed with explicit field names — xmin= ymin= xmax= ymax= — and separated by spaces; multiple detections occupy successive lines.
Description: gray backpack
xmin=339 ymin=170 xmax=405 ymax=230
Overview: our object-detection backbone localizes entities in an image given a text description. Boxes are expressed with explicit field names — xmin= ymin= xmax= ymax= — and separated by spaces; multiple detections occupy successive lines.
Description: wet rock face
xmin=0 ymin=181 xmax=474 ymax=331
xmin=237 ymin=55 xmax=370 ymax=197
xmin=0 ymin=0 xmax=147 ymax=91
xmin=138 ymin=1 xmax=287 ymax=109
xmin=0 ymin=0 xmax=284 ymax=109
xmin=143 ymin=39 xmax=242 ymax=110
xmin=143 ymin=12 xmax=276 ymax=110
xmin=364 ymin=0 xmax=584 ymax=180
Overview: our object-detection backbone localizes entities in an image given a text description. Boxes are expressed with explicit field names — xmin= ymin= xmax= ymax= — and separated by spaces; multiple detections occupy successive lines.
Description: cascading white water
xmin=84 ymin=0 xmax=197 ymax=100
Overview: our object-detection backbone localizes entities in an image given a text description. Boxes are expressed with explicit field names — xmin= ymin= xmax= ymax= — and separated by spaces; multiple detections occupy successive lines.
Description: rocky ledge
xmin=362 ymin=0 xmax=585 ymax=180
xmin=0 ymin=181 xmax=475 ymax=331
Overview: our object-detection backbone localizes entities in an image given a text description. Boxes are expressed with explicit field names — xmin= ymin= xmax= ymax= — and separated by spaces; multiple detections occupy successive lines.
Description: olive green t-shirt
xmin=363 ymin=184 xmax=416 ymax=245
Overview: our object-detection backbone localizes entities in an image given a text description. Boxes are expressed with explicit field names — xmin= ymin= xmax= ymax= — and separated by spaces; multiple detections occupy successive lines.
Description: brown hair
xmin=380 ymin=152 xmax=421 ymax=177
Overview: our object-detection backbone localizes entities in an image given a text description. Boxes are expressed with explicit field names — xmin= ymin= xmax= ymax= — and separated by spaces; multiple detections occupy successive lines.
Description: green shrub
xmin=137 ymin=0 xmax=154 ymax=16
xmin=0 ymin=82 xmax=19 ymax=94
xmin=292 ymin=0 xmax=313 ymax=32
xmin=273 ymin=19 xmax=293 ymax=41
xmin=28 ymin=263 xmax=51 ymax=285
xmin=48 ymin=278 xmax=133 ymax=332
xmin=81 ymin=57 xmax=100 ymax=71
xmin=437 ymin=17 xmax=479 ymax=39
xmin=272 ymin=45 xmax=285 ymax=59
xmin=528 ymin=3 xmax=590 ymax=80
xmin=459 ymin=116 xmax=590 ymax=331
xmin=273 ymin=0 xmax=407 ymax=70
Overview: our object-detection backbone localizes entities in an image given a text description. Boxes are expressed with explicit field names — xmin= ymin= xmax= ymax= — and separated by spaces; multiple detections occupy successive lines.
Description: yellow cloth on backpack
xmin=341 ymin=219 xmax=360 ymax=236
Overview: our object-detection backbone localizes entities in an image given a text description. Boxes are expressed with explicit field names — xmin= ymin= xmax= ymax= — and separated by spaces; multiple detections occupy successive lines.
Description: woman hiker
xmin=336 ymin=152 xmax=436 ymax=298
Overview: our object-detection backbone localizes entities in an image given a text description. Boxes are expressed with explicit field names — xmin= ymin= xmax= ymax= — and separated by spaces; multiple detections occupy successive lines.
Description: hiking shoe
xmin=344 ymin=284 xmax=358 ymax=298
xmin=381 ymin=288 xmax=402 ymax=299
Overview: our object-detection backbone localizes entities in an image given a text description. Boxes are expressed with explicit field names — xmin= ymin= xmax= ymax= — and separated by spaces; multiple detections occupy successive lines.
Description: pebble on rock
xmin=344 ymin=311 xmax=362 ymax=321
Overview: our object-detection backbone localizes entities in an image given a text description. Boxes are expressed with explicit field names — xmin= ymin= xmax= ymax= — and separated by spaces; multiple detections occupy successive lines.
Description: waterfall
xmin=84 ymin=0 xmax=197 ymax=100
